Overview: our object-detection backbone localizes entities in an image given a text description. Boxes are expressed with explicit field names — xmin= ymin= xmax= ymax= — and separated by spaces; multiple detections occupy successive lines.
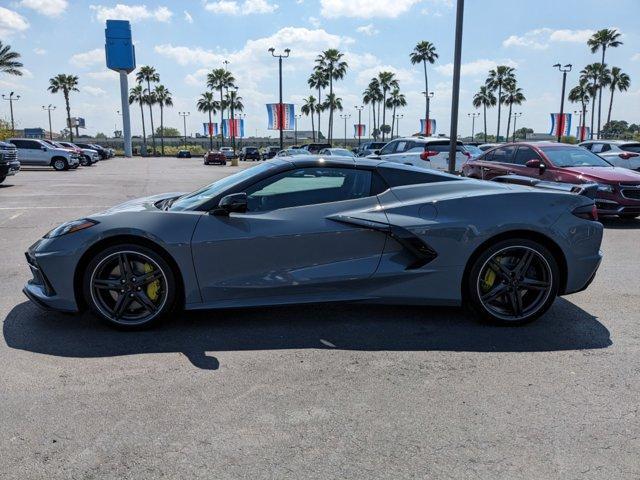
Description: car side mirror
xmin=373 ymin=150 xmax=380 ymax=155
xmin=213 ymin=192 xmax=247 ymax=215
xmin=525 ymin=159 xmax=546 ymax=174
xmin=41 ymin=146 xmax=48 ymax=151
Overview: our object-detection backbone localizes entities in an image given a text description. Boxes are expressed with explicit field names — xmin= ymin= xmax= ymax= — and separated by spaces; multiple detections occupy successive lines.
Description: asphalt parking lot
xmin=1 ymin=157 xmax=639 ymax=479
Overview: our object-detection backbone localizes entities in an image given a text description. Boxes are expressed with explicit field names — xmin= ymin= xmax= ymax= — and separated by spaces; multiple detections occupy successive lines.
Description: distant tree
xmin=0 ymin=41 xmax=23 ymax=76
xmin=501 ymin=80 xmax=525 ymax=142
xmin=606 ymin=67 xmax=630 ymax=125
xmin=128 ymin=84 xmax=147 ymax=146
xmin=410 ymin=41 xmax=438 ymax=126
xmin=207 ymin=68 xmax=235 ymax=147
xmin=377 ymin=71 xmax=398 ymax=141
xmin=472 ymin=85 xmax=497 ymax=143
xmin=315 ymin=49 xmax=348 ymax=143
xmin=485 ymin=66 xmax=515 ymax=141
xmin=363 ymin=79 xmax=383 ymax=139
xmin=48 ymin=74 xmax=79 ymax=141
xmin=580 ymin=63 xmax=610 ymax=139
xmin=155 ymin=126 xmax=180 ymax=137
xmin=154 ymin=85 xmax=173 ymax=155
xmin=301 ymin=95 xmax=317 ymax=141
xmin=307 ymin=70 xmax=328 ymax=138
xmin=95 ymin=132 xmax=107 ymax=139
xmin=136 ymin=66 xmax=160 ymax=153
xmin=386 ymin=88 xmax=406 ymax=138
xmin=514 ymin=127 xmax=533 ymax=140
xmin=569 ymin=79 xmax=591 ymax=137
xmin=197 ymin=91 xmax=219 ymax=150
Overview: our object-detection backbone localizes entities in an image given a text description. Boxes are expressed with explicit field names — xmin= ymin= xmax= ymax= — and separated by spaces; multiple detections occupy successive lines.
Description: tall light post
xmin=42 ymin=104 xmax=56 ymax=140
xmin=553 ymin=63 xmax=572 ymax=143
xmin=340 ymin=113 xmax=351 ymax=148
xmin=2 ymin=92 xmax=20 ymax=135
xmin=422 ymin=91 xmax=434 ymax=134
xmin=229 ymin=86 xmax=239 ymax=155
xmin=447 ymin=0 xmax=465 ymax=173
xmin=178 ymin=111 xmax=190 ymax=148
xmin=268 ymin=47 xmax=291 ymax=150
xmin=294 ymin=114 xmax=302 ymax=145
xmin=355 ymin=105 xmax=364 ymax=146
xmin=394 ymin=114 xmax=403 ymax=139
xmin=512 ymin=112 xmax=523 ymax=142
xmin=574 ymin=110 xmax=582 ymax=140
xmin=467 ymin=112 xmax=480 ymax=140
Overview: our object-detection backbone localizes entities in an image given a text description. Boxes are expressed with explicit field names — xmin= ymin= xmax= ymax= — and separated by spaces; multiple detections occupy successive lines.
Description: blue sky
xmin=1 ymin=0 xmax=639 ymax=139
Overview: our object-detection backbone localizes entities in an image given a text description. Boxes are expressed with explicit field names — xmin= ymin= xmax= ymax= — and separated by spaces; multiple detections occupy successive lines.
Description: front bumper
xmin=1 ymin=160 xmax=20 ymax=177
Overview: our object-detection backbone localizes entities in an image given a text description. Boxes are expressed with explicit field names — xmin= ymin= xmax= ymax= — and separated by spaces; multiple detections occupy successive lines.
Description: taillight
xmin=619 ymin=152 xmax=640 ymax=160
xmin=463 ymin=151 xmax=471 ymax=159
xmin=420 ymin=150 xmax=438 ymax=161
xmin=572 ymin=203 xmax=598 ymax=221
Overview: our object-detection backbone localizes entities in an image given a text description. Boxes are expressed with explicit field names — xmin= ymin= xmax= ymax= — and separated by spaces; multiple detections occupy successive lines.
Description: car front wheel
xmin=466 ymin=239 xmax=559 ymax=325
xmin=83 ymin=244 xmax=176 ymax=329
xmin=52 ymin=158 xmax=68 ymax=171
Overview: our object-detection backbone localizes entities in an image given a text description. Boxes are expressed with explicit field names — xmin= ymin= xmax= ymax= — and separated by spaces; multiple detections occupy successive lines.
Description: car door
xmin=510 ymin=145 xmax=544 ymax=177
xmin=191 ymin=166 xmax=387 ymax=304
xmin=375 ymin=140 xmax=406 ymax=163
xmin=474 ymin=146 xmax=517 ymax=179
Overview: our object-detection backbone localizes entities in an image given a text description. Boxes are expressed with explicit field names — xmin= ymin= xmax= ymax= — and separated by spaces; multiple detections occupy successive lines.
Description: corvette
xmin=24 ymin=156 xmax=603 ymax=329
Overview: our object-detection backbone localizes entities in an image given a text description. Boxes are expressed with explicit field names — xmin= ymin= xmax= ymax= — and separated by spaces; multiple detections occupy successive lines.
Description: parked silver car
xmin=8 ymin=138 xmax=80 ymax=170
xmin=579 ymin=140 xmax=640 ymax=171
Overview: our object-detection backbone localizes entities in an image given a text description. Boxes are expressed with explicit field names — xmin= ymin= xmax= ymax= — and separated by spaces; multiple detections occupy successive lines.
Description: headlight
xmin=44 ymin=219 xmax=99 ymax=238
xmin=596 ymin=184 xmax=614 ymax=193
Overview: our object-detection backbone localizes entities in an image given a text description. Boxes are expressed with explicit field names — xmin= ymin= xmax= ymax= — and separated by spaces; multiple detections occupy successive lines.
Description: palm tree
xmin=580 ymin=63 xmax=609 ymax=139
xmin=386 ymin=88 xmax=406 ymax=139
xmin=501 ymin=80 xmax=525 ymax=142
xmin=0 ymin=41 xmax=23 ymax=76
xmin=409 ymin=41 xmax=438 ymax=127
xmin=472 ymin=85 xmax=497 ymax=143
xmin=48 ymin=74 xmax=79 ymax=141
xmin=322 ymin=93 xmax=343 ymax=120
xmin=307 ymin=70 xmax=328 ymax=139
xmin=377 ymin=71 xmax=398 ymax=141
xmin=485 ymin=66 xmax=515 ymax=141
xmin=606 ymin=67 xmax=630 ymax=125
xmin=128 ymin=84 xmax=147 ymax=148
xmin=588 ymin=29 xmax=623 ymax=136
xmin=363 ymin=79 xmax=383 ymax=139
xmin=152 ymin=85 xmax=172 ymax=155
xmin=197 ymin=92 xmax=219 ymax=150
xmin=136 ymin=66 xmax=160 ymax=153
xmin=315 ymin=49 xmax=348 ymax=143
xmin=301 ymin=96 xmax=317 ymax=141
xmin=207 ymin=68 xmax=236 ymax=146
xmin=569 ymin=79 xmax=591 ymax=140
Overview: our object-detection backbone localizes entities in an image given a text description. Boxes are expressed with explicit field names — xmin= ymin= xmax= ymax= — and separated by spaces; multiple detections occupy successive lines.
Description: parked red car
xmin=203 ymin=150 xmax=227 ymax=166
xmin=462 ymin=142 xmax=640 ymax=219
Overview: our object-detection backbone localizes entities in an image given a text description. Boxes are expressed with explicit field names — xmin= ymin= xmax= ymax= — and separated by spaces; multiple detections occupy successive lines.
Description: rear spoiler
xmin=491 ymin=175 xmax=598 ymax=199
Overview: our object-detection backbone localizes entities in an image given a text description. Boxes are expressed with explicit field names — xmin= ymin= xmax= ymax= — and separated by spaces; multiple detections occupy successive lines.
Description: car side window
xmin=599 ymin=144 xmax=611 ymax=152
xmin=590 ymin=143 xmax=604 ymax=153
xmin=25 ymin=140 xmax=41 ymax=150
xmin=491 ymin=146 xmax=517 ymax=164
xmin=379 ymin=141 xmax=398 ymax=155
xmin=513 ymin=146 xmax=543 ymax=165
xmin=245 ymin=168 xmax=372 ymax=212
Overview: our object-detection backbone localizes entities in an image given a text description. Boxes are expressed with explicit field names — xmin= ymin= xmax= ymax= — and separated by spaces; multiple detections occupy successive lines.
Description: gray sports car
xmin=24 ymin=156 xmax=603 ymax=329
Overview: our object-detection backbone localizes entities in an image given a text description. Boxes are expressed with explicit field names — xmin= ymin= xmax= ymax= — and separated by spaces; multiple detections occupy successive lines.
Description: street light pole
xmin=229 ymin=87 xmax=239 ymax=155
xmin=395 ymin=114 xmax=403 ymax=138
xmin=512 ymin=112 xmax=522 ymax=142
xmin=42 ymin=104 xmax=56 ymax=140
xmin=2 ymin=92 xmax=21 ymax=135
xmin=340 ymin=114 xmax=351 ymax=148
xmin=355 ymin=105 xmax=364 ymax=146
xmin=422 ymin=91 xmax=434 ymax=135
xmin=294 ymin=114 xmax=302 ymax=145
xmin=178 ymin=112 xmax=190 ymax=148
xmin=447 ymin=0 xmax=465 ymax=173
xmin=553 ymin=63 xmax=572 ymax=143
xmin=467 ymin=112 xmax=480 ymax=140
xmin=268 ymin=47 xmax=291 ymax=150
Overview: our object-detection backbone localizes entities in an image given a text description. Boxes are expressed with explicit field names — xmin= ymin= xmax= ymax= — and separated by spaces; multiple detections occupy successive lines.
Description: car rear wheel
xmin=83 ymin=244 xmax=176 ymax=329
xmin=467 ymin=239 xmax=559 ymax=325
xmin=52 ymin=158 xmax=68 ymax=171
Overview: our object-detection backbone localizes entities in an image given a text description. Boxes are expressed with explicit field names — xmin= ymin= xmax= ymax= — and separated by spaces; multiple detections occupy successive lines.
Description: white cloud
xmin=33 ymin=47 xmax=47 ymax=55
xmin=86 ymin=70 xmax=118 ymax=81
xmin=83 ymin=86 xmax=107 ymax=96
xmin=320 ymin=0 xmax=420 ymax=18
xmin=435 ymin=58 xmax=518 ymax=77
xmin=70 ymin=48 xmax=104 ymax=68
xmin=309 ymin=16 xmax=321 ymax=27
xmin=19 ymin=0 xmax=68 ymax=17
xmin=184 ymin=10 xmax=194 ymax=23
xmin=204 ymin=0 xmax=278 ymax=15
xmin=356 ymin=24 xmax=379 ymax=36
xmin=0 ymin=7 xmax=29 ymax=38
xmin=503 ymin=28 xmax=596 ymax=50
xmin=90 ymin=4 xmax=173 ymax=23
xmin=632 ymin=53 xmax=640 ymax=62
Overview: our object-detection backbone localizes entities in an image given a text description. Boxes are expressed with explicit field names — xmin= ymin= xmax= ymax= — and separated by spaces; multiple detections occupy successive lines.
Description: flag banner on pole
xmin=419 ymin=119 xmax=436 ymax=136
xmin=202 ymin=122 xmax=219 ymax=136
xmin=222 ymin=118 xmax=245 ymax=138
xmin=576 ymin=125 xmax=590 ymax=142
xmin=549 ymin=113 xmax=572 ymax=137
xmin=354 ymin=124 xmax=366 ymax=137
xmin=266 ymin=103 xmax=295 ymax=130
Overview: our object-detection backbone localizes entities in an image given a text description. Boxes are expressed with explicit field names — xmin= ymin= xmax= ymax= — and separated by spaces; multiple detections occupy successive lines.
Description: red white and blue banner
xmin=576 ymin=125 xmax=590 ymax=142
xmin=267 ymin=103 xmax=295 ymax=130
xmin=202 ymin=122 xmax=219 ymax=137
xmin=222 ymin=118 xmax=245 ymax=138
xmin=420 ymin=118 xmax=436 ymax=136
xmin=354 ymin=124 xmax=366 ymax=137
xmin=549 ymin=113 xmax=572 ymax=137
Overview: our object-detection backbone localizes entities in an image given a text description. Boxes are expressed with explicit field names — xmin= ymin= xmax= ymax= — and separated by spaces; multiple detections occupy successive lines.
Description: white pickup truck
xmin=8 ymin=138 xmax=81 ymax=171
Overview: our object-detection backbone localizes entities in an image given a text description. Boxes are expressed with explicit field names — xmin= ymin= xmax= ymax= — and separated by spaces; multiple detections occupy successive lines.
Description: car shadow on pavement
xmin=600 ymin=217 xmax=640 ymax=229
xmin=3 ymin=297 xmax=611 ymax=370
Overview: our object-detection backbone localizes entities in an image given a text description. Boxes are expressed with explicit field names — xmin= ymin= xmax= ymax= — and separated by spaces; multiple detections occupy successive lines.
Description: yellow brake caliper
xmin=481 ymin=258 xmax=499 ymax=293
xmin=143 ymin=263 xmax=160 ymax=301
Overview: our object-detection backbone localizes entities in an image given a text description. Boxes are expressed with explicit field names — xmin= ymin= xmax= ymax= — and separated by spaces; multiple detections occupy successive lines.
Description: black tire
xmin=52 ymin=157 xmax=68 ymax=171
xmin=81 ymin=155 xmax=93 ymax=166
xmin=0 ymin=176 xmax=5 ymax=184
xmin=466 ymin=238 xmax=559 ymax=325
xmin=83 ymin=244 xmax=177 ymax=330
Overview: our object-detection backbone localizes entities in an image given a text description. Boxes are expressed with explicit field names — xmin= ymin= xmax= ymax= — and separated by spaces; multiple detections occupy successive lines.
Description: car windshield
xmin=540 ymin=146 xmax=612 ymax=167
xmin=169 ymin=162 xmax=277 ymax=211
xmin=464 ymin=145 xmax=483 ymax=155
xmin=328 ymin=149 xmax=355 ymax=157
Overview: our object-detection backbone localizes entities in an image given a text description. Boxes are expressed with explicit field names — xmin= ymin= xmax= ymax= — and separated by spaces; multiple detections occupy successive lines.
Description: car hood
xmin=563 ymin=166 xmax=640 ymax=183
xmin=99 ymin=192 xmax=186 ymax=214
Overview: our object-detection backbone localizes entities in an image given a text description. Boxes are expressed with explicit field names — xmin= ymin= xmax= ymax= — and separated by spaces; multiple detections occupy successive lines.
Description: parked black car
xmin=76 ymin=142 xmax=109 ymax=160
xmin=355 ymin=141 xmax=387 ymax=157
xmin=0 ymin=141 xmax=20 ymax=184
xmin=240 ymin=146 xmax=261 ymax=161
xmin=301 ymin=143 xmax=331 ymax=154
xmin=177 ymin=150 xmax=192 ymax=158
xmin=261 ymin=146 xmax=280 ymax=160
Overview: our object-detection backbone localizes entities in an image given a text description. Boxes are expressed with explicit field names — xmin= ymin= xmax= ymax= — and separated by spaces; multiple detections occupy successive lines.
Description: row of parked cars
xmin=0 ymin=138 xmax=114 ymax=183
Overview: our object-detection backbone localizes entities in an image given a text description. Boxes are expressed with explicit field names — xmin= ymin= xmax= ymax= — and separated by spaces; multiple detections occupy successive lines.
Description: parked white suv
xmin=579 ymin=140 xmax=640 ymax=171
xmin=8 ymin=138 xmax=80 ymax=171
xmin=367 ymin=137 xmax=472 ymax=173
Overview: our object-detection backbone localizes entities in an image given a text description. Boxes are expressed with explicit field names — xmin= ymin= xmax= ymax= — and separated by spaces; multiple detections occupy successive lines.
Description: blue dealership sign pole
xmin=105 ymin=20 xmax=136 ymax=157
